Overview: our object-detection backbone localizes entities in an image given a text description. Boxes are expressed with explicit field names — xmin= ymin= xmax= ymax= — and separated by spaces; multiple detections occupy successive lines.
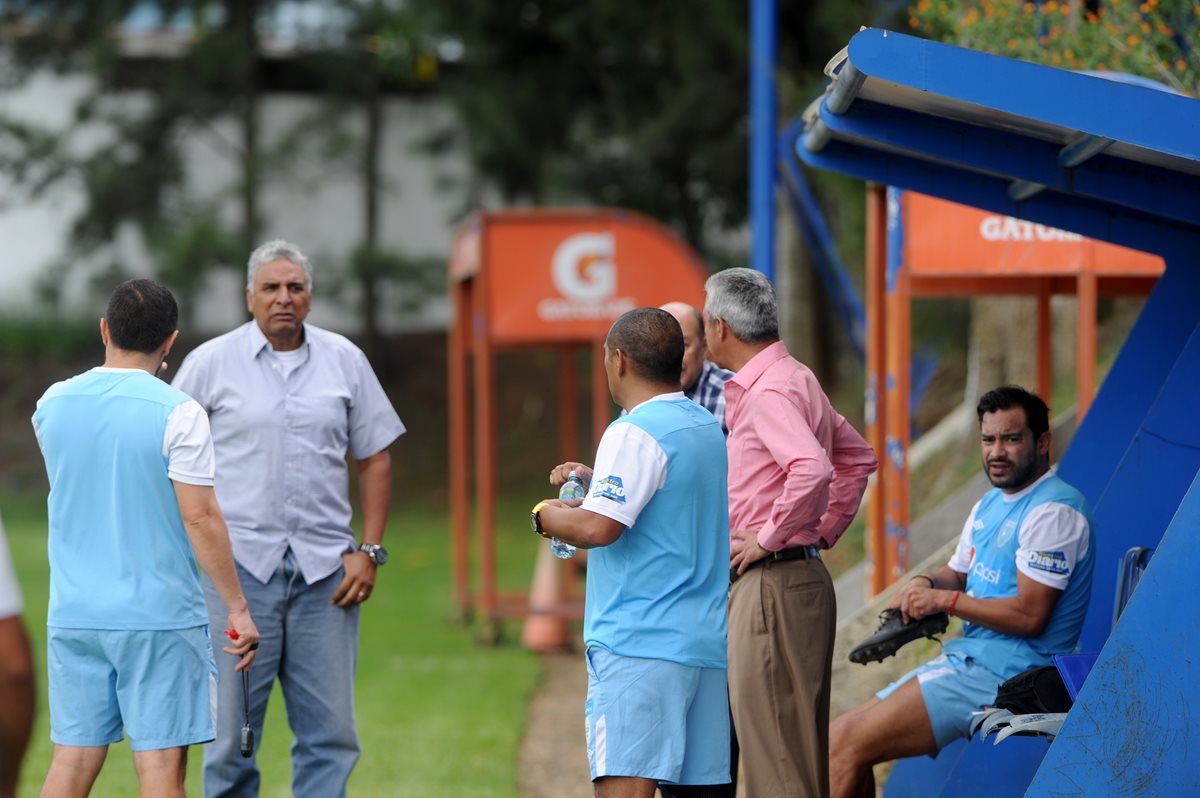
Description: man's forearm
xmin=539 ymin=505 xmax=624 ymax=549
xmin=918 ymin=567 xmax=965 ymax=591
xmin=357 ymin=451 xmax=392 ymax=546
xmin=909 ymin=568 xmax=1056 ymax=636
xmin=185 ymin=514 xmax=249 ymax=613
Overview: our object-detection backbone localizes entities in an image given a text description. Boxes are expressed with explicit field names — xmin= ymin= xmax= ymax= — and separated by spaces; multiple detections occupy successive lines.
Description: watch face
xmin=373 ymin=546 xmax=389 ymax=565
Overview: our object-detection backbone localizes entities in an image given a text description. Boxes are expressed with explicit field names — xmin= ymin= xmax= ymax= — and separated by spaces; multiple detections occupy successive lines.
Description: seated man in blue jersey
xmin=829 ymin=385 xmax=1095 ymax=798
xmin=533 ymin=307 xmax=731 ymax=798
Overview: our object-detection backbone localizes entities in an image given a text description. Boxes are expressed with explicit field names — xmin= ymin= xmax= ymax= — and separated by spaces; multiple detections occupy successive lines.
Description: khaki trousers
xmin=728 ymin=557 xmax=836 ymax=798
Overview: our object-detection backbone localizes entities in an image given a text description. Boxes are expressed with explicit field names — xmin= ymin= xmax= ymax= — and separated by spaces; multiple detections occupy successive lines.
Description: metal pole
xmin=865 ymin=185 xmax=888 ymax=596
xmin=749 ymin=0 xmax=777 ymax=281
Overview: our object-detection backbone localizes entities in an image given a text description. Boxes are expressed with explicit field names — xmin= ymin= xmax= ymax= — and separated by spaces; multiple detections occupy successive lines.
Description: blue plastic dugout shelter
xmin=797 ymin=29 xmax=1200 ymax=796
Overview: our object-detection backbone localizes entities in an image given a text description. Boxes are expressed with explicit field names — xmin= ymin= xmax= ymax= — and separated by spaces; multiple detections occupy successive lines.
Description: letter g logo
xmin=552 ymin=233 xmax=616 ymax=301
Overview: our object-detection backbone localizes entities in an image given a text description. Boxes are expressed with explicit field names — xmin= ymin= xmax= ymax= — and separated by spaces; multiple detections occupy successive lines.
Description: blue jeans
xmin=201 ymin=549 xmax=360 ymax=798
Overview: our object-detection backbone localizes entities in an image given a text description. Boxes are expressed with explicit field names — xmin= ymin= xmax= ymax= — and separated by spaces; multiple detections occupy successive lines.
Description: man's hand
xmin=550 ymin=462 xmax=592 ymax=488
xmin=333 ymin=551 xmax=377 ymax=608
xmin=893 ymin=585 xmax=956 ymax=624
xmin=223 ymin=608 xmax=260 ymax=672
xmin=730 ymin=528 xmax=770 ymax=576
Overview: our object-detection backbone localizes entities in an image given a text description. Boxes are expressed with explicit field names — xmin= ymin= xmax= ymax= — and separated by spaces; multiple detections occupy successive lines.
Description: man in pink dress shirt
xmin=704 ymin=268 xmax=878 ymax=798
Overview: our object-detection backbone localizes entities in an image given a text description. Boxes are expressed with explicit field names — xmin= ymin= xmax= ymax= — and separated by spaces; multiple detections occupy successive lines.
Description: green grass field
xmin=4 ymin=493 xmax=543 ymax=798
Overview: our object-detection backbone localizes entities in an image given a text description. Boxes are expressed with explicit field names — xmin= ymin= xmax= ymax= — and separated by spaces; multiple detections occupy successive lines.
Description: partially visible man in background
xmin=704 ymin=267 xmax=878 ymax=798
xmin=32 ymin=278 xmax=259 ymax=798
xmin=659 ymin=301 xmax=733 ymax=435
xmin=0 ymin=511 xmax=34 ymax=798
xmin=173 ymin=240 xmax=405 ymax=798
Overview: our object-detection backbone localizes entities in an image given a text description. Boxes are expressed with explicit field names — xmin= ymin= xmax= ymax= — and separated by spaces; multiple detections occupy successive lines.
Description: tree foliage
xmin=909 ymin=0 xmax=1199 ymax=94
xmin=409 ymin=0 xmax=751 ymax=257
xmin=0 ymin=0 xmax=271 ymax=316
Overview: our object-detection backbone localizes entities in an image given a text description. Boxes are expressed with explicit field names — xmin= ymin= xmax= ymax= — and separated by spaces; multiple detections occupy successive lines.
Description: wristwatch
xmin=358 ymin=543 xmax=388 ymax=566
xmin=529 ymin=501 xmax=551 ymax=538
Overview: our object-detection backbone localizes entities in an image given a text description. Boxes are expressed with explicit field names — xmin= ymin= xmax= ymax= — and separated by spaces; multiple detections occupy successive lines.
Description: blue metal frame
xmin=795 ymin=27 xmax=1200 ymax=798
xmin=840 ymin=29 xmax=1200 ymax=161
xmin=749 ymin=0 xmax=777 ymax=281
xmin=809 ymin=97 xmax=1200 ymax=229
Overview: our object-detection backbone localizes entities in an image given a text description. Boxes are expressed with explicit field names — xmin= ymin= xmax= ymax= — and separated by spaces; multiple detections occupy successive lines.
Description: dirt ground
xmin=517 ymin=651 xmax=594 ymax=798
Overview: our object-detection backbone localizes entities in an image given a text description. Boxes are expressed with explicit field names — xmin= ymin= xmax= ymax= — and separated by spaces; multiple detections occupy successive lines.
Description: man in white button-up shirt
xmin=173 ymin=240 xmax=405 ymax=798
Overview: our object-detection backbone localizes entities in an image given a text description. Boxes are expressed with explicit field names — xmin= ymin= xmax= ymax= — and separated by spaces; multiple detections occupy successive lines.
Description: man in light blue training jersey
xmin=32 ymin=279 xmax=260 ymax=798
xmin=829 ymin=385 xmax=1095 ymax=798
xmin=533 ymin=307 xmax=731 ymax=798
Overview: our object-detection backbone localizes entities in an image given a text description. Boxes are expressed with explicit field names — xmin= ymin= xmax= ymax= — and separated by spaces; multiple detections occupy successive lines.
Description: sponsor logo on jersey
xmin=1028 ymin=550 xmax=1070 ymax=575
xmin=973 ymin=519 xmax=985 ymax=531
xmin=971 ymin=561 xmax=1002 ymax=585
xmin=594 ymin=475 xmax=627 ymax=504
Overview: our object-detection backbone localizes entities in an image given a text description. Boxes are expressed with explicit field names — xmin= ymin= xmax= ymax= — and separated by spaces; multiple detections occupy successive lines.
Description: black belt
xmin=731 ymin=545 xmax=821 ymax=583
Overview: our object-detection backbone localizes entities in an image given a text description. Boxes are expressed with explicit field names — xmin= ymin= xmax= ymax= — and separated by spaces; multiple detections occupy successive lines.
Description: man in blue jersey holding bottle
xmin=32 ymin=279 xmax=260 ymax=798
xmin=533 ymin=307 xmax=731 ymax=798
xmin=829 ymin=385 xmax=1095 ymax=798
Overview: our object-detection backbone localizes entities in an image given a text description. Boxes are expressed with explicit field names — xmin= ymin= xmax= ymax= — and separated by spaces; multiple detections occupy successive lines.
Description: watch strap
xmin=530 ymin=501 xmax=551 ymax=538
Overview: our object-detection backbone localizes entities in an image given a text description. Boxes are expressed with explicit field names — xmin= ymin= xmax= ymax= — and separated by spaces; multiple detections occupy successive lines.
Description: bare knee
xmin=132 ymin=747 xmax=187 ymax=798
xmin=830 ymin=702 xmax=876 ymax=769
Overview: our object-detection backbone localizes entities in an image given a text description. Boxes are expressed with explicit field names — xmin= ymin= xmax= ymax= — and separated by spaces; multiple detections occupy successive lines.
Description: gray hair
xmin=246 ymin=239 xmax=314 ymax=291
xmin=704 ymin=267 xmax=780 ymax=344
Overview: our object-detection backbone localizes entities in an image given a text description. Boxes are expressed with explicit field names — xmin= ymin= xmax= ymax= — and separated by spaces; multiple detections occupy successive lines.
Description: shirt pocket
xmin=291 ymin=394 xmax=351 ymax=450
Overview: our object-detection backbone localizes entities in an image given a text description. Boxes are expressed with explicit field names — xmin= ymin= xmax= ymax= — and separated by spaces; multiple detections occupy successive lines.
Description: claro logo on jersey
xmin=537 ymin=233 xmax=635 ymax=321
xmin=593 ymin=475 xmax=627 ymax=504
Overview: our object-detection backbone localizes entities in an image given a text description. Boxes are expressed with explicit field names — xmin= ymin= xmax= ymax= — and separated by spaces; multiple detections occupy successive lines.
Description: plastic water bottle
xmin=552 ymin=472 xmax=585 ymax=559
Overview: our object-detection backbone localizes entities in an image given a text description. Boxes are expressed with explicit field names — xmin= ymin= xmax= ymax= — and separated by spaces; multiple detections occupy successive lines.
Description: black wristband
xmin=912 ymin=574 xmax=935 ymax=589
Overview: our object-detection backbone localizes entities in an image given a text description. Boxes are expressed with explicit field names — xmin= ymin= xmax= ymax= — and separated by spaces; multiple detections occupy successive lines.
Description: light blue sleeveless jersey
xmin=584 ymin=398 xmax=730 ymax=669
xmin=944 ymin=473 xmax=1095 ymax=678
xmin=33 ymin=370 xmax=208 ymax=630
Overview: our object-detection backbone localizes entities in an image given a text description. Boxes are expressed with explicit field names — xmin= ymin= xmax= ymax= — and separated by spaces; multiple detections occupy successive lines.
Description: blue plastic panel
xmin=844 ymin=29 xmax=1200 ymax=166
xmin=1028 ymin=470 xmax=1200 ymax=795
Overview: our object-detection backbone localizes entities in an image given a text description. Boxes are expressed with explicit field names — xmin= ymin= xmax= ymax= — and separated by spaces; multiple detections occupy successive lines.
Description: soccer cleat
xmin=848 ymin=608 xmax=950 ymax=664
xmin=979 ymin=708 xmax=1017 ymax=739
xmin=992 ymin=712 xmax=1068 ymax=744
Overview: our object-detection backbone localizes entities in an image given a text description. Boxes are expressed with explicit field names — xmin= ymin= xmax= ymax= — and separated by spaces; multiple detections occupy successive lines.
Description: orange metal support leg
xmin=448 ymin=280 xmax=472 ymax=619
xmin=866 ymin=184 xmax=889 ymax=596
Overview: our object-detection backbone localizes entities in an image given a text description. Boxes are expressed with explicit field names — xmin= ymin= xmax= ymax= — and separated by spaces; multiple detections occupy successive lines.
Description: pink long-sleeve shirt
xmin=725 ymin=341 xmax=878 ymax=551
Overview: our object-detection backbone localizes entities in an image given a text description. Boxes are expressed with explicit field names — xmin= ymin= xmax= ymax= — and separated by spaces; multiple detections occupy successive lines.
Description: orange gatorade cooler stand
xmin=447 ymin=208 xmax=712 ymax=640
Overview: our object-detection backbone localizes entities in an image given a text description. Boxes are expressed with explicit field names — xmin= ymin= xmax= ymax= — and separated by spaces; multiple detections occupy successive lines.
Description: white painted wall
xmin=0 ymin=69 xmax=467 ymax=334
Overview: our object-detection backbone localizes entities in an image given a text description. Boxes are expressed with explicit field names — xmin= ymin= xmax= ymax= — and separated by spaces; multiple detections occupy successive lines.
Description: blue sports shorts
xmin=47 ymin=625 xmax=217 ymax=751
xmin=876 ymin=651 xmax=1005 ymax=749
xmin=584 ymin=646 xmax=730 ymax=785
